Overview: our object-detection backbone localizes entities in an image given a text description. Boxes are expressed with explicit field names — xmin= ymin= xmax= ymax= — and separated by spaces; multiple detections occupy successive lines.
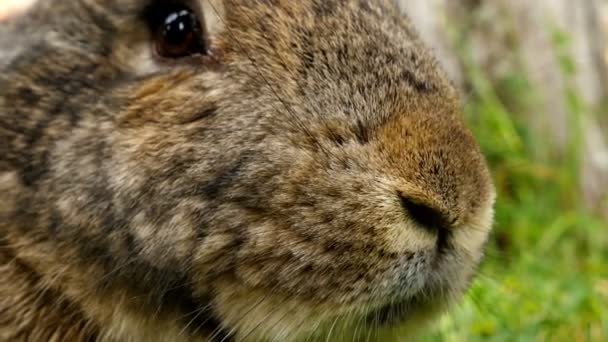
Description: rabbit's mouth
xmin=358 ymin=260 xmax=470 ymax=334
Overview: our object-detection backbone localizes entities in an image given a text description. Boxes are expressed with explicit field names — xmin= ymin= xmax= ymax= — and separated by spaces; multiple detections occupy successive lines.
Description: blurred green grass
xmin=422 ymin=26 xmax=608 ymax=342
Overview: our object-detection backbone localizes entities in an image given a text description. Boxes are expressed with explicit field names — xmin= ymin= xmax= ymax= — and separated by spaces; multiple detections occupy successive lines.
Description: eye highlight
xmin=146 ymin=2 xmax=208 ymax=59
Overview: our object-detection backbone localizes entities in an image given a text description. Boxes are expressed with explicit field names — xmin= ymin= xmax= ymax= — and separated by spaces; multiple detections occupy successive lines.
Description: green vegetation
xmin=423 ymin=23 xmax=608 ymax=342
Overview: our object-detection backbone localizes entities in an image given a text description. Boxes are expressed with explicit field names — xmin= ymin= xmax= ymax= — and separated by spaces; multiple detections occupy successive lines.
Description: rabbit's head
xmin=0 ymin=0 xmax=495 ymax=340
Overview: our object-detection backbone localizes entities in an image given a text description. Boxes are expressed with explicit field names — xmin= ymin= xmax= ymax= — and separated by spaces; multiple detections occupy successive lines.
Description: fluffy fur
xmin=0 ymin=0 xmax=495 ymax=340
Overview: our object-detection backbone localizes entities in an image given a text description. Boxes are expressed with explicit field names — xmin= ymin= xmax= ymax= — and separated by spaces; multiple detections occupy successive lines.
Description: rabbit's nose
xmin=399 ymin=194 xmax=454 ymax=250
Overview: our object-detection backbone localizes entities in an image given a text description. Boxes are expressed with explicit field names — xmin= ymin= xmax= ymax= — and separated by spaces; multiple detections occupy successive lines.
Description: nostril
xmin=399 ymin=195 xmax=450 ymax=233
xmin=399 ymin=195 xmax=452 ymax=251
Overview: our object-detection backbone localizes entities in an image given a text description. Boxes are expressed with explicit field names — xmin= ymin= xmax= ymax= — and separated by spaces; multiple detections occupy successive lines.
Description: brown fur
xmin=0 ymin=0 xmax=495 ymax=341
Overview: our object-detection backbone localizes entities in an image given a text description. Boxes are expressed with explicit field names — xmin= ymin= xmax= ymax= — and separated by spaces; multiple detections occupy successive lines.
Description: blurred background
xmin=2 ymin=0 xmax=607 ymax=341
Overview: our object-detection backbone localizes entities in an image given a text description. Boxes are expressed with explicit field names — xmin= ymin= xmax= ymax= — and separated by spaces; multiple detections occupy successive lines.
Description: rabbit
xmin=0 ymin=0 xmax=496 ymax=341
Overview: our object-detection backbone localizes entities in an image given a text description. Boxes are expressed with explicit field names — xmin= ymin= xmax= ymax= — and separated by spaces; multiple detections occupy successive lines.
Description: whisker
xmin=235 ymin=296 xmax=287 ymax=342
xmin=178 ymin=302 xmax=213 ymax=338
xmin=304 ymin=315 xmax=325 ymax=342
xmin=97 ymin=257 xmax=137 ymax=284
xmin=324 ymin=315 xmax=340 ymax=342
xmin=207 ymin=282 xmax=283 ymax=342
xmin=352 ymin=306 xmax=366 ymax=342
xmin=255 ymin=297 xmax=302 ymax=342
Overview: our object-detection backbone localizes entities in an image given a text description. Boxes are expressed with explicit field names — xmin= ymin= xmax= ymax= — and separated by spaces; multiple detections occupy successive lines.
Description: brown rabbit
xmin=0 ymin=0 xmax=495 ymax=341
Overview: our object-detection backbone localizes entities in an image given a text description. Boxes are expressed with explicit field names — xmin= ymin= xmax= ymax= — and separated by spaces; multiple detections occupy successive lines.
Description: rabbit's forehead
xmin=216 ymin=0 xmax=450 ymax=123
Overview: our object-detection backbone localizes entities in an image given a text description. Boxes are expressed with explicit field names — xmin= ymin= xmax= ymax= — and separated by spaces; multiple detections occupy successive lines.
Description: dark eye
xmin=146 ymin=3 xmax=207 ymax=59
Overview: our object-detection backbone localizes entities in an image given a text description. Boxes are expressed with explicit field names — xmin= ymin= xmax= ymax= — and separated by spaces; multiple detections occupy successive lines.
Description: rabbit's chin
xmin=208 ymin=293 xmax=454 ymax=342
xmin=208 ymin=273 xmax=467 ymax=342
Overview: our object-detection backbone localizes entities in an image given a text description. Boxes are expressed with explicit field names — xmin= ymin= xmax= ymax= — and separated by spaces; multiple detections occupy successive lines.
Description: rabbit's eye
xmin=147 ymin=4 xmax=208 ymax=59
